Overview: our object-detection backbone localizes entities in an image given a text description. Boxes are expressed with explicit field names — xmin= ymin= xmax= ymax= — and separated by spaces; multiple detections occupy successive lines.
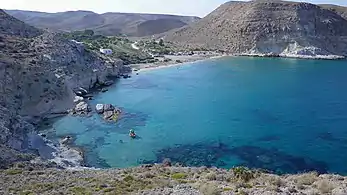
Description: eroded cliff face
xmin=0 ymin=9 xmax=126 ymax=166
xmin=166 ymin=1 xmax=347 ymax=58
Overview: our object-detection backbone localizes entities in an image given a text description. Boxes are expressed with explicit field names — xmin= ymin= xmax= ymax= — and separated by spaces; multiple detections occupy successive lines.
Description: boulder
xmin=96 ymin=104 xmax=104 ymax=114
xmin=103 ymin=111 xmax=115 ymax=120
xmin=103 ymin=104 xmax=115 ymax=112
xmin=74 ymin=101 xmax=90 ymax=113
xmin=73 ymin=96 xmax=84 ymax=103
xmin=162 ymin=158 xmax=172 ymax=167
xmin=103 ymin=80 xmax=114 ymax=86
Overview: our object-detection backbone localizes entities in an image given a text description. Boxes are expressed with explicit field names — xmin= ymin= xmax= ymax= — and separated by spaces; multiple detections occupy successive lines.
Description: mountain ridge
xmin=4 ymin=9 xmax=200 ymax=37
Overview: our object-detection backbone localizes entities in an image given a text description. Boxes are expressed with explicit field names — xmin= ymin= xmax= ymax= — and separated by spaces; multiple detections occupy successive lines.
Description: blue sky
xmin=2 ymin=0 xmax=347 ymax=17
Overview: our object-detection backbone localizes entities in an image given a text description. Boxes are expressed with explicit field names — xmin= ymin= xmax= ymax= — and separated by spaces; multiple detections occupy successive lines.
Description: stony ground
xmin=1 ymin=163 xmax=347 ymax=195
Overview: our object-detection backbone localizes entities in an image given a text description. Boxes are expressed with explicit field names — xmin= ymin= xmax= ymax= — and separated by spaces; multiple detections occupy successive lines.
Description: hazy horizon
xmin=2 ymin=0 xmax=347 ymax=17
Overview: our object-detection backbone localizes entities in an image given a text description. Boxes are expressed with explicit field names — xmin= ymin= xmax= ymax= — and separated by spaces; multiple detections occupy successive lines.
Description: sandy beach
xmin=131 ymin=54 xmax=225 ymax=72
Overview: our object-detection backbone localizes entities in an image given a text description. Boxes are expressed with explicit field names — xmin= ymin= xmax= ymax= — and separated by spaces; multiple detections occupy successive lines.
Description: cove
xmin=42 ymin=57 xmax=347 ymax=175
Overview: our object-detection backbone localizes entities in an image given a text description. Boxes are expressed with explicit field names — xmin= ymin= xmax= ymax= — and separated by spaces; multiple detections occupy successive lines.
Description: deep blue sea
xmin=42 ymin=57 xmax=347 ymax=175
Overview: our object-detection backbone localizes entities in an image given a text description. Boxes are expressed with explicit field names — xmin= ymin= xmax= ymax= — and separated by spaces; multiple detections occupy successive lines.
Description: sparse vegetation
xmin=5 ymin=168 xmax=23 ymax=175
xmin=171 ymin=172 xmax=187 ymax=179
xmin=296 ymin=172 xmax=318 ymax=186
xmin=199 ymin=183 xmax=221 ymax=195
xmin=1 ymin=166 xmax=347 ymax=195
xmin=231 ymin=166 xmax=255 ymax=182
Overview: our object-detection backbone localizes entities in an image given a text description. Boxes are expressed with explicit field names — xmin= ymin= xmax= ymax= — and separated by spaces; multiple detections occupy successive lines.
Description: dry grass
xmin=295 ymin=172 xmax=318 ymax=186
xmin=316 ymin=180 xmax=334 ymax=194
xmin=199 ymin=183 xmax=221 ymax=195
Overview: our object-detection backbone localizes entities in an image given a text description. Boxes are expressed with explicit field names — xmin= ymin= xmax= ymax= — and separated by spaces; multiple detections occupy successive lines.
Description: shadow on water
xmin=122 ymin=77 xmax=159 ymax=89
xmin=252 ymin=108 xmax=280 ymax=123
xmin=230 ymin=146 xmax=328 ymax=174
xmin=143 ymin=142 xmax=328 ymax=174
xmin=317 ymin=132 xmax=340 ymax=142
xmin=256 ymin=135 xmax=281 ymax=142
xmin=114 ymin=110 xmax=149 ymax=134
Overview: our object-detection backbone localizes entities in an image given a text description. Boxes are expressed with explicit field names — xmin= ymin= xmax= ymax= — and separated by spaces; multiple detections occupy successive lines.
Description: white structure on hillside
xmin=100 ymin=48 xmax=113 ymax=55
xmin=71 ymin=40 xmax=84 ymax=45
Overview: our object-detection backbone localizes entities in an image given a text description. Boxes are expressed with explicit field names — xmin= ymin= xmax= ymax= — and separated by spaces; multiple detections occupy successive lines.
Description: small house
xmin=100 ymin=48 xmax=113 ymax=55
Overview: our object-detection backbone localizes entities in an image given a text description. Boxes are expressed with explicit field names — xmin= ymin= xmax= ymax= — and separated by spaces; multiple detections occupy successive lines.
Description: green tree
xmin=84 ymin=30 xmax=94 ymax=36
xmin=159 ymin=39 xmax=164 ymax=46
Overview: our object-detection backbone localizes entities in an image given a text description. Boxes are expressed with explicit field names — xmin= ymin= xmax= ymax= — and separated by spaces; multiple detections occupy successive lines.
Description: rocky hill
xmin=165 ymin=0 xmax=347 ymax=59
xmin=320 ymin=4 xmax=347 ymax=20
xmin=5 ymin=10 xmax=200 ymax=37
xmin=0 ymin=9 xmax=127 ymax=167
xmin=0 ymin=9 xmax=42 ymax=38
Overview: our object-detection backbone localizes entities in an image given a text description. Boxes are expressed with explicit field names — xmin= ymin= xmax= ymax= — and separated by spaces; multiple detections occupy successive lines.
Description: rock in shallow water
xmin=96 ymin=104 xmax=104 ymax=114
xmin=96 ymin=103 xmax=122 ymax=121
xmin=70 ymin=101 xmax=91 ymax=115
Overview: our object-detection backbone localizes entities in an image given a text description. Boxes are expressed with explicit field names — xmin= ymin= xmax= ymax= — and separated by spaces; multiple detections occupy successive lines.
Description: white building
xmin=99 ymin=48 xmax=113 ymax=55
xmin=71 ymin=40 xmax=84 ymax=45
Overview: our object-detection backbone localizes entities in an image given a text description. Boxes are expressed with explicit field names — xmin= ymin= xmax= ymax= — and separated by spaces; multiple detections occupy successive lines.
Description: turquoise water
xmin=44 ymin=57 xmax=347 ymax=174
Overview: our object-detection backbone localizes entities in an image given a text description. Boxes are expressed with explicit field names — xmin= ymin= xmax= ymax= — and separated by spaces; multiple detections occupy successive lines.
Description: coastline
xmin=30 ymin=52 xmax=346 ymax=170
xmin=131 ymin=52 xmax=346 ymax=73
xmin=131 ymin=54 xmax=226 ymax=72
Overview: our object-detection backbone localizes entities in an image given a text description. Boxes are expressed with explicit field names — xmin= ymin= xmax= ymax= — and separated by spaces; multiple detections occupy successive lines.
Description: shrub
xmin=69 ymin=186 xmax=91 ymax=195
xmin=5 ymin=169 xmax=23 ymax=175
xmin=231 ymin=167 xmax=254 ymax=182
xmin=171 ymin=173 xmax=187 ymax=180
xmin=123 ymin=175 xmax=134 ymax=182
xmin=205 ymin=173 xmax=217 ymax=181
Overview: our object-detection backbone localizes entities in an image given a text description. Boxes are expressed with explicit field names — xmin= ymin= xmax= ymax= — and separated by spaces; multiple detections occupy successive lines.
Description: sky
xmin=2 ymin=0 xmax=347 ymax=17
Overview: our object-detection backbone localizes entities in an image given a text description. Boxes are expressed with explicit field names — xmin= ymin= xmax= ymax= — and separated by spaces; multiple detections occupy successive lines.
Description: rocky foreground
xmin=1 ymin=164 xmax=347 ymax=195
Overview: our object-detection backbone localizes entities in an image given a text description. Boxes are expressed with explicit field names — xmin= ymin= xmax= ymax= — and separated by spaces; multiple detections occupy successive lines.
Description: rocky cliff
xmin=165 ymin=0 xmax=347 ymax=59
xmin=0 ymin=9 xmax=126 ymax=167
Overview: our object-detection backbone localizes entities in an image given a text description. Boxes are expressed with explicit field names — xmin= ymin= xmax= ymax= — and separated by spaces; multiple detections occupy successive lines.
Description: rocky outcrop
xmin=70 ymin=102 xmax=91 ymax=115
xmin=165 ymin=0 xmax=347 ymax=59
xmin=95 ymin=104 xmax=122 ymax=121
xmin=0 ymin=9 xmax=126 ymax=167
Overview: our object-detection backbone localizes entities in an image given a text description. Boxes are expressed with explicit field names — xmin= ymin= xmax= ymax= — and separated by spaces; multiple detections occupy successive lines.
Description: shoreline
xmin=32 ymin=52 xmax=346 ymax=170
xmin=131 ymin=52 xmax=346 ymax=73
xmin=131 ymin=54 xmax=226 ymax=72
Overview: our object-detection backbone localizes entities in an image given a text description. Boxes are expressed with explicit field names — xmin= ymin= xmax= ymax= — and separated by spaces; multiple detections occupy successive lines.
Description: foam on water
xmin=44 ymin=57 xmax=347 ymax=174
